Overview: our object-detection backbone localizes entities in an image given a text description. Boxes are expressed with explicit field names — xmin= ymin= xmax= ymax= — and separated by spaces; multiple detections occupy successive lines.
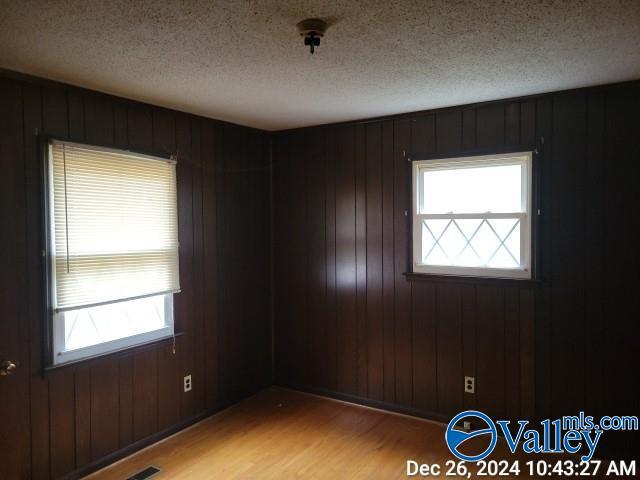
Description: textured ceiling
xmin=1 ymin=1 xmax=639 ymax=131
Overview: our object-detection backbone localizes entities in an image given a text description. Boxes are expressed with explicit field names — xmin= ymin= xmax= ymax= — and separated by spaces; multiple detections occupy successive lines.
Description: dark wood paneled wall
xmin=2 ymin=69 xmax=638 ymax=477
xmin=0 ymin=72 xmax=271 ymax=479
xmin=273 ymin=82 xmax=640 ymax=457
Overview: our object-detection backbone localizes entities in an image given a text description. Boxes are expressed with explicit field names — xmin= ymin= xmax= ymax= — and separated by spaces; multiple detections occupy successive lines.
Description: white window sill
xmin=44 ymin=330 xmax=182 ymax=372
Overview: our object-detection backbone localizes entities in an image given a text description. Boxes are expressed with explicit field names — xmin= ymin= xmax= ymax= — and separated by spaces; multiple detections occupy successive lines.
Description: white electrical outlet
xmin=464 ymin=376 xmax=475 ymax=394
xmin=463 ymin=421 xmax=472 ymax=431
xmin=183 ymin=374 xmax=192 ymax=392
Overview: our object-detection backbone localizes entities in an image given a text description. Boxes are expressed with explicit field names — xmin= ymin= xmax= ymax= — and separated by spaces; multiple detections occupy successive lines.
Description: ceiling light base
xmin=297 ymin=18 xmax=328 ymax=54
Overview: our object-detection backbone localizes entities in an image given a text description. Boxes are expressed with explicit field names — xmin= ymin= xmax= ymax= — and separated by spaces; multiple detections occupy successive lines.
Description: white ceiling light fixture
xmin=296 ymin=18 xmax=328 ymax=54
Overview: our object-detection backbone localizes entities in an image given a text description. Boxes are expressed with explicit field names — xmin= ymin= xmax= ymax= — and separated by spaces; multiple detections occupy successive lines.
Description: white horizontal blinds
xmin=50 ymin=141 xmax=180 ymax=311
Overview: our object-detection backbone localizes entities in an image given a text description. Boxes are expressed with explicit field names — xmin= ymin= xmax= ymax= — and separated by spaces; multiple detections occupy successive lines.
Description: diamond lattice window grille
xmin=422 ymin=217 xmax=521 ymax=268
xmin=64 ymin=295 xmax=167 ymax=351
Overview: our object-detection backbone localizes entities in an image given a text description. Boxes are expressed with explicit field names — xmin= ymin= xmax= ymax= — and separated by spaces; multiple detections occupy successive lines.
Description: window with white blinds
xmin=47 ymin=140 xmax=179 ymax=364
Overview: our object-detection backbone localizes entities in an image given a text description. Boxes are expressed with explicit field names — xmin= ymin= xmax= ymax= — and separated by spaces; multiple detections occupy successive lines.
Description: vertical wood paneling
xmin=436 ymin=110 xmax=462 ymax=153
xmin=2 ymin=72 xmax=272 ymax=480
xmin=153 ymin=110 xmax=181 ymax=428
xmin=241 ymin=131 xmax=268 ymax=391
xmin=157 ymin=342 xmax=180 ymax=431
xmin=90 ymin=362 xmax=119 ymax=460
xmin=504 ymin=286 xmax=520 ymax=420
xmin=37 ymin=80 xmax=70 ymax=478
xmin=213 ymin=125 xmax=272 ymax=401
xmin=233 ymin=127 xmax=253 ymax=397
xmin=411 ymin=281 xmax=437 ymax=412
xmin=190 ymin=118 xmax=206 ymax=414
xmin=583 ymin=91 xmax=605 ymax=420
xmin=4 ymin=70 xmax=639 ymax=476
xmin=42 ymin=86 xmax=68 ymax=138
xmin=520 ymin=101 xmax=536 ymax=147
xmin=30 ymin=379 xmax=49 ymax=479
xmin=152 ymin=109 xmax=175 ymax=155
xmin=306 ymin=129 xmax=327 ymax=388
xmin=293 ymin=130 xmax=309 ymax=388
xmin=519 ymin=288 xmax=535 ymax=419
xmin=218 ymin=126 xmax=237 ymax=400
xmin=274 ymin=134 xmax=292 ymax=384
xmin=461 ymin=109 xmax=476 ymax=150
xmin=67 ymin=91 xmax=85 ymax=140
xmin=74 ymin=367 xmax=92 ymax=468
xmin=132 ymin=350 xmax=158 ymax=441
xmin=49 ymin=372 xmax=76 ymax=478
xmin=237 ymin=128 xmax=251 ymax=395
xmin=475 ymin=285 xmax=505 ymax=419
xmin=534 ymin=96 xmax=553 ymax=422
xmin=22 ymin=83 xmax=42 ymax=360
xmin=175 ymin=114 xmax=195 ymax=418
xmin=201 ymin=121 xmax=218 ymax=405
xmin=411 ymin=115 xmax=435 ymax=155
xmin=118 ymin=356 xmax=134 ymax=448
xmin=335 ymin=126 xmax=357 ymax=395
xmin=505 ymin=102 xmax=520 ymax=145
xmin=461 ymin=285 xmax=477 ymax=411
xmin=550 ymin=93 xmax=586 ymax=418
xmin=476 ymin=104 xmax=505 ymax=147
xmin=380 ymin=121 xmax=395 ymax=403
xmin=0 ymin=78 xmax=30 ymax=480
xmin=435 ymin=284 xmax=462 ymax=415
xmin=411 ymin=115 xmax=437 ymax=412
xmin=84 ymin=94 xmax=114 ymax=145
xmin=273 ymin=134 xmax=292 ymax=383
xmin=393 ymin=119 xmax=412 ymax=405
xmin=273 ymin=84 xmax=639 ymax=453
xmin=355 ymin=125 xmax=368 ymax=397
xmin=127 ymin=103 xmax=152 ymax=151
xmin=114 ymin=101 xmax=128 ymax=149
xmin=219 ymin=125 xmax=238 ymax=399
xmin=24 ymin=82 xmax=50 ymax=480
xmin=365 ymin=123 xmax=384 ymax=401
xmin=258 ymin=132 xmax=273 ymax=387
xmin=325 ymin=128 xmax=338 ymax=391
xmin=602 ymin=85 xmax=639 ymax=456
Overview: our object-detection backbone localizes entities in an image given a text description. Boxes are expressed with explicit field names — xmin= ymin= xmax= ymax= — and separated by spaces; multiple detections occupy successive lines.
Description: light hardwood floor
xmin=87 ymin=387 xmax=526 ymax=479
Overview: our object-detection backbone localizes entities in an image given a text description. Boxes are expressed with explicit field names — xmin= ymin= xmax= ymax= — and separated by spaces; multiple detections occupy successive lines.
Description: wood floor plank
xmin=87 ymin=388 xmax=541 ymax=480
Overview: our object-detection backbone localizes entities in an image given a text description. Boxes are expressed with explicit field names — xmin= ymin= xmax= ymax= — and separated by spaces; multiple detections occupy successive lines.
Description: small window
xmin=46 ymin=140 xmax=180 ymax=365
xmin=412 ymin=152 xmax=532 ymax=279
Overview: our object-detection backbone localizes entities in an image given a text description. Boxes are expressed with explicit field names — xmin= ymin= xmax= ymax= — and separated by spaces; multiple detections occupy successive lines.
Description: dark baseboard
xmin=61 ymin=388 xmax=265 ymax=480
xmin=59 ymin=380 xmax=630 ymax=477
xmin=275 ymin=380 xmax=451 ymax=425
xmin=276 ymin=382 xmax=638 ymax=461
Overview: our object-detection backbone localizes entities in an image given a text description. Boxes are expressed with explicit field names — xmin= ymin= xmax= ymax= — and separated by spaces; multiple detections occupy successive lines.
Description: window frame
xmin=51 ymin=294 xmax=174 ymax=365
xmin=411 ymin=151 xmax=534 ymax=280
xmin=41 ymin=137 xmax=178 ymax=367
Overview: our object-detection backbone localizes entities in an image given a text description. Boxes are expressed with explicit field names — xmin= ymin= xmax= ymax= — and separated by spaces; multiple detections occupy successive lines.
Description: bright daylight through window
xmin=47 ymin=140 xmax=180 ymax=365
xmin=412 ymin=152 xmax=532 ymax=279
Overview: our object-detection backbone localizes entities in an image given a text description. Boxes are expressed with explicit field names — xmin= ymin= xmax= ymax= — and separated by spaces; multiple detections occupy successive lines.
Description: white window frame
xmin=51 ymin=294 xmax=174 ymax=365
xmin=45 ymin=141 xmax=176 ymax=365
xmin=412 ymin=151 xmax=533 ymax=279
